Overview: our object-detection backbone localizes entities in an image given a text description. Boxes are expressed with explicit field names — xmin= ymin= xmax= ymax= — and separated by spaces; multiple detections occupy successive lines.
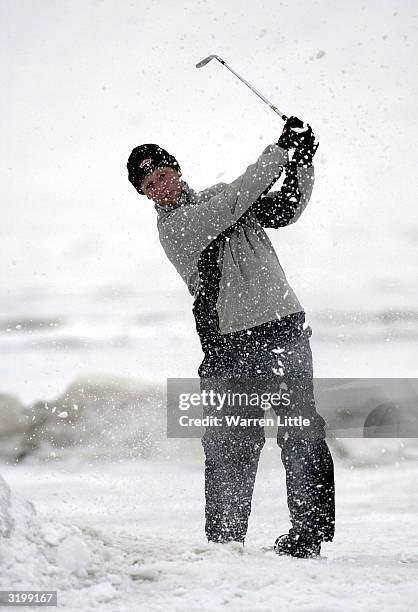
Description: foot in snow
xmin=274 ymin=529 xmax=322 ymax=559
xmin=206 ymin=539 xmax=245 ymax=554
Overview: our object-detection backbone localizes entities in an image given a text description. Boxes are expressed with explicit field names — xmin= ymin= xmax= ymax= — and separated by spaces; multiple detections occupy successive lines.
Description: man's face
xmin=141 ymin=166 xmax=183 ymax=207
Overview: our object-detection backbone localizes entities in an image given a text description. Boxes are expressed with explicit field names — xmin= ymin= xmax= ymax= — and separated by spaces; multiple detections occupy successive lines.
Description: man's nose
xmin=154 ymin=186 xmax=168 ymax=198
xmin=157 ymin=180 xmax=172 ymax=194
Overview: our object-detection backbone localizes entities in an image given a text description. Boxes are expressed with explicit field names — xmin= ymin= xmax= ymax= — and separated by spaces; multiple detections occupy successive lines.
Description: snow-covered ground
xmin=1 ymin=453 xmax=418 ymax=611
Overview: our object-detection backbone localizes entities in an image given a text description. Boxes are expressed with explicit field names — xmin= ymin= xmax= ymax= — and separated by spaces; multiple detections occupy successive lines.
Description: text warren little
xmin=178 ymin=415 xmax=311 ymax=428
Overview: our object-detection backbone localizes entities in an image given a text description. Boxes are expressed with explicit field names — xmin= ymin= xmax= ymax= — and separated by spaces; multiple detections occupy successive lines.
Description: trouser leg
xmin=201 ymin=430 xmax=265 ymax=543
xmin=267 ymin=325 xmax=335 ymax=542
xmin=199 ymin=370 xmax=265 ymax=544
xmin=279 ymin=436 xmax=335 ymax=541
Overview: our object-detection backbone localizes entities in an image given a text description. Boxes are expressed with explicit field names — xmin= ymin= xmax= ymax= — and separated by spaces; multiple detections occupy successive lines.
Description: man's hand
xmin=277 ymin=116 xmax=307 ymax=150
xmin=277 ymin=116 xmax=318 ymax=167
xmin=291 ymin=129 xmax=318 ymax=167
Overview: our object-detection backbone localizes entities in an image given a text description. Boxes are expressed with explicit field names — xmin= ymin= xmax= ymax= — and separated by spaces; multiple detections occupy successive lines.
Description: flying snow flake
xmin=316 ymin=50 xmax=326 ymax=59
xmin=58 ymin=411 xmax=68 ymax=419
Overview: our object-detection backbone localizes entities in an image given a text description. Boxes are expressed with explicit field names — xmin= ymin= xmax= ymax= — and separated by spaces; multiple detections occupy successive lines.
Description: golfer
xmin=127 ymin=116 xmax=335 ymax=558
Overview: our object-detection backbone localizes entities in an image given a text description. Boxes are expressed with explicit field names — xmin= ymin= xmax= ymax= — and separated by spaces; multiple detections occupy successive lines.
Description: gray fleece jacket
xmin=154 ymin=143 xmax=315 ymax=334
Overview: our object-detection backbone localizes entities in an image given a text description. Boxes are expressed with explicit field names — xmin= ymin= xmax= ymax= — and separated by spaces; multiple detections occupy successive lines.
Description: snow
xmin=55 ymin=535 xmax=91 ymax=575
xmin=0 ymin=475 xmax=13 ymax=538
xmin=1 ymin=455 xmax=418 ymax=611
xmin=0 ymin=474 xmax=89 ymax=589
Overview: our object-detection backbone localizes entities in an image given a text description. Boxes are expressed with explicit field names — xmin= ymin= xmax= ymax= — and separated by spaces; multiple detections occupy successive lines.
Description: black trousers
xmin=199 ymin=320 xmax=335 ymax=544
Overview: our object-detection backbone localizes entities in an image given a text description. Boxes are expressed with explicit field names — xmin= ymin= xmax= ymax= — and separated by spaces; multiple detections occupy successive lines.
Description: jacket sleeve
xmin=157 ymin=144 xmax=288 ymax=256
xmin=250 ymin=162 xmax=315 ymax=228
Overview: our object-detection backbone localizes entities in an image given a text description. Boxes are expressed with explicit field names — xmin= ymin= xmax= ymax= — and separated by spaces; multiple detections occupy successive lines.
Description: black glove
xmin=291 ymin=130 xmax=319 ymax=167
xmin=277 ymin=116 xmax=318 ymax=166
xmin=277 ymin=116 xmax=307 ymax=149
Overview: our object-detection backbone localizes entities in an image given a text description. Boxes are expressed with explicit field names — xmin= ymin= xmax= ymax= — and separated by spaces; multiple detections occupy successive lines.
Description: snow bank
xmin=0 ymin=474 xmax=14 ymax=538
xmin=0 ymin=474 xmax=89 ymax=587
xmin=0 ymin=473 xmax=121 ymax=607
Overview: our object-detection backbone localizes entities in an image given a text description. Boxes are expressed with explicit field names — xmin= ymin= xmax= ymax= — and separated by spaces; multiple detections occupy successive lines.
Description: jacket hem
xmin=219 ymin=307 xmax=305 ymax=335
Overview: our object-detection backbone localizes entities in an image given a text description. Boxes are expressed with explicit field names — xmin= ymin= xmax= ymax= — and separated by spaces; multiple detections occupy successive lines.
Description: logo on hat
xmin=140 ymin=157 xmax=153 ymax=168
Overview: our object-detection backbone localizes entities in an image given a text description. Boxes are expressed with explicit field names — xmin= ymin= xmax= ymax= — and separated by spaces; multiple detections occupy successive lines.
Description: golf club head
xmin=196 ymin=54 xmax=223 ymax=68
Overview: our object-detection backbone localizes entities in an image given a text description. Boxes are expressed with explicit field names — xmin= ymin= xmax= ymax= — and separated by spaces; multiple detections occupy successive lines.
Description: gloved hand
xmin=277 ymin=116 xmax=318 ymax=166
xmin=277 ymin=116 xmax=307 ymax=150
xmin=290 ymin=129 xmax=319 ymax=167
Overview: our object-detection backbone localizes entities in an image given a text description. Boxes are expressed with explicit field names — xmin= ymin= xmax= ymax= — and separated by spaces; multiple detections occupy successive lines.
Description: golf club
xmin=196 ymin=54 xmax=287 ymax=121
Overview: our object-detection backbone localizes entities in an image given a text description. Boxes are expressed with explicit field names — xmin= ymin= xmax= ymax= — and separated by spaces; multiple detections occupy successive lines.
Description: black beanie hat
xmin=127 ymin=144 xmax=181 ymax=195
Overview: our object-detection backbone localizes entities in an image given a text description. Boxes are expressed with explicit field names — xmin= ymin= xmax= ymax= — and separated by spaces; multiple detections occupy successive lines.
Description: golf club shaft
xmin=214 ymin=57 xmax=287 ymax=120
